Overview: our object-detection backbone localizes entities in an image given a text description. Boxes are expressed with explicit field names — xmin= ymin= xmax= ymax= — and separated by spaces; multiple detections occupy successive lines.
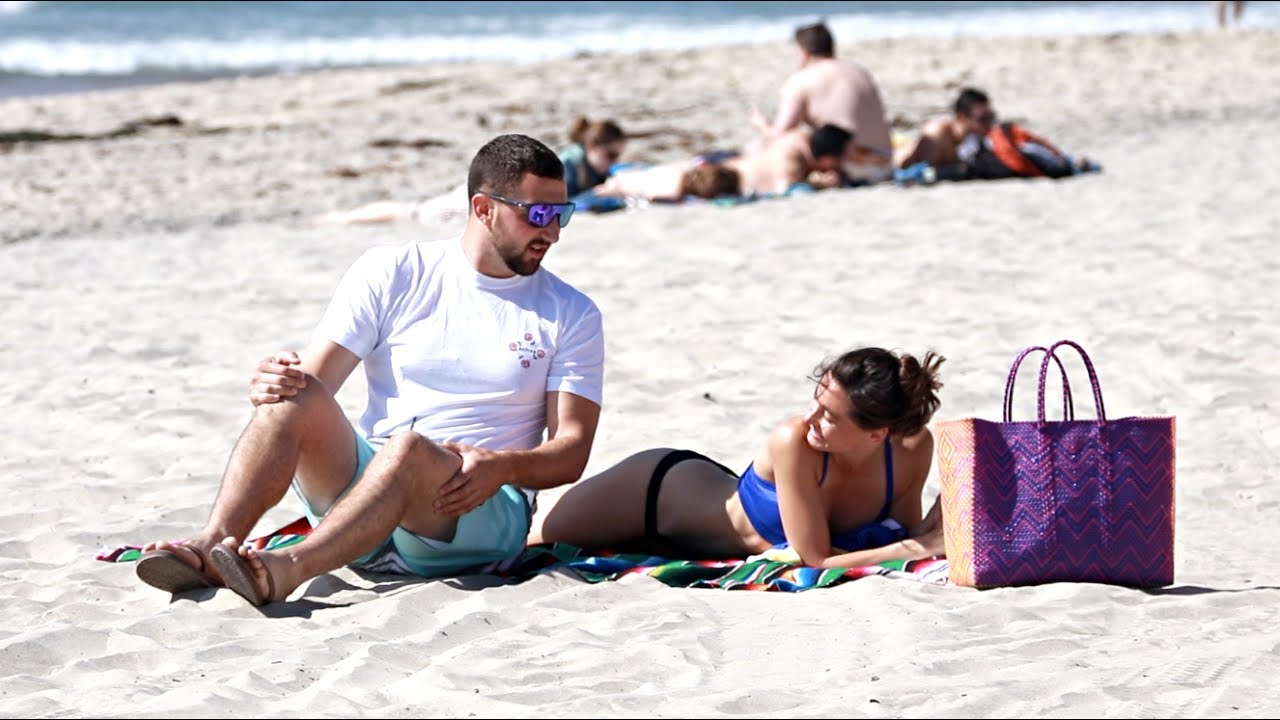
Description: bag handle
xmin=1004 ymin=345 xmax=1073 ymax=422
xmin=1037 ymin=339 xmax=1107 ymax=422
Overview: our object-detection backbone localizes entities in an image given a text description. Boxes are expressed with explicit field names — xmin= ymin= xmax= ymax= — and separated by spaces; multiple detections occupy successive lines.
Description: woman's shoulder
xmin=767 ymin=415 xmax=811 ymax=449
xmin=898 ymin=426 xmax=934 ymax=453
xmin=894 ymin=428 xmax=935 ymax=487
xmin=764 ymin=416 xmax=820 ymax=465
xmin=758 ymin=416 xmax=823 ymax=484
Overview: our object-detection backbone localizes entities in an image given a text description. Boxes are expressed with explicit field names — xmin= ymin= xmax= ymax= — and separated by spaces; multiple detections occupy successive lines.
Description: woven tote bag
xmin=936 ymin=340 xmax=1176 ymax=588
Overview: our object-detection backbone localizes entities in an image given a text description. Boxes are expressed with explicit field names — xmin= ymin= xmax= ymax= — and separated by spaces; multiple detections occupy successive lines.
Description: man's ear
xmin=471 ymin=193 xmax=492 ymax=225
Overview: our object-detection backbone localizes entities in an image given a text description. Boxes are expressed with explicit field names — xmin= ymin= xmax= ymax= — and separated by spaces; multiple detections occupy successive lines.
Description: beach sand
xmin=2 ymin=27 xmax=1279 ymax=718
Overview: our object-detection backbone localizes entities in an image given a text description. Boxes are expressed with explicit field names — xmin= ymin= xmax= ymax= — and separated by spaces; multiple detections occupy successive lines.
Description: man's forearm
xmin=497 ymin=434 xmax=593 ymax=491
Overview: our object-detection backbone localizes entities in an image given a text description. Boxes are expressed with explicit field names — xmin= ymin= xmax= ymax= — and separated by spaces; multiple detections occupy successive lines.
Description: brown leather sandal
xmin=136 ymin=545 xmax=215 ymax=594
xmin=209 ymin=544 xmax=280 ymax=606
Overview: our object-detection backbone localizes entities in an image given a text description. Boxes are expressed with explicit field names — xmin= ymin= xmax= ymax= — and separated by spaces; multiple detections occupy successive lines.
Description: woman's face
xmin=586 ymin=140 xmax=625 ymax=174
xmin=803 ymin=374 xmax=861 ymax=452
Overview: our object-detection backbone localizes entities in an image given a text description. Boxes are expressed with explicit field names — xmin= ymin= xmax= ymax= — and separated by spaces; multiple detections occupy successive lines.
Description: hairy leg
xmin=142 ymin=375 xmax=356 ymax=586
xmin=219 ymin=431 xmax=464 ymax=603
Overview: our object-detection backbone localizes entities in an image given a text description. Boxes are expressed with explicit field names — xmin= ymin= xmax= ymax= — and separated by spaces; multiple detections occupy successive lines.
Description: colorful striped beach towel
xmin=97 ymin=516 xmax=949 ymax=591
xmin=497 ymin=542 xmax=949 ymax=590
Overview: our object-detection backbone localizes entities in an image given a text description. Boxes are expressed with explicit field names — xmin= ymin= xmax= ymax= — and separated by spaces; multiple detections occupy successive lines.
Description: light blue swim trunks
xmin=290 ymin=430 xmax=531 ymax=578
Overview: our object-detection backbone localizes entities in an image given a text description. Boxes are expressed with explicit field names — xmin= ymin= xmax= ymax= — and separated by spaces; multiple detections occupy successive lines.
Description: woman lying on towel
xmin=588 ymin=124 xmax=852 ymax=204
xmin=590 ymin=159 xmax=743 ymax=202
xmin=529 ymin=347 xmax=947 ymax=568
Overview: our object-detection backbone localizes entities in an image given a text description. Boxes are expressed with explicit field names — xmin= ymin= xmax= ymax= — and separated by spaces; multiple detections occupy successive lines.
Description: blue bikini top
xmin=736 ymin=439 xmax=908 ymax=551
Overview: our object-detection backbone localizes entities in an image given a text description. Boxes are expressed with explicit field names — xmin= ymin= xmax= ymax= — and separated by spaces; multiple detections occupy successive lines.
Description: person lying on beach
xmin=529 ymin=347 xmax=947 ymax=568
xmin=310 ymin=116 xmax=627 ymax=226
xmin=134 ymin=133 xmax=605 ymax=607
xmin=589 ymin=159 xmax=742 ymax=203
xmin=592 ymin=124 xmax=854 ymax=203
xmin=952 ymin=120 xmax=1098 ymax=180
xmin=893 ymin=87 xmax=996 ymax=171
xmin=748 ymin=20 xmax=894 ymax=184
xmin=893 ymin=86 xmax=1097 ymax=183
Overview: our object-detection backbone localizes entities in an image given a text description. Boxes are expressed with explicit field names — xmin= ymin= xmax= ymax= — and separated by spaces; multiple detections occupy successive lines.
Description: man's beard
xmin=499 ymin=244 xmax=540 ymax=277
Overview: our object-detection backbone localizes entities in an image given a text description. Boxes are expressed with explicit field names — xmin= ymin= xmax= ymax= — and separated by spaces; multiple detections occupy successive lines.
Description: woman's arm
xmin=770 ymin=419 xmax=839 ymax=565
xmin=815 ymin=429 xmax=942 ymax=568
xmin=775 ymin=427 xmax=941 ymax=569
xmin=816 ymin=532 xmax=944 ymax=568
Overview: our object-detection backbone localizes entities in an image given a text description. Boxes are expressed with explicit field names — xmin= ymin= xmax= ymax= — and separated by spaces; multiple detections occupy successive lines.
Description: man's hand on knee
xmin=434 ymin=442 xmax=510 ymax=518
xmin=249 ymin=351 xmax=307 ymax=406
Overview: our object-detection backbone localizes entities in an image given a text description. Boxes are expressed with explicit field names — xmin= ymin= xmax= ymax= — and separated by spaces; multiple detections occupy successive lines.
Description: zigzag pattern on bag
xmin=936 ymin=341 xmax=1176 ymax=589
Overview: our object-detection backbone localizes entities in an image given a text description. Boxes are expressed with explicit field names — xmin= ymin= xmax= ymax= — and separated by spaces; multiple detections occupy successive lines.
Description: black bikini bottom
xmin=644 ymin=449 xmax=736 ymax=542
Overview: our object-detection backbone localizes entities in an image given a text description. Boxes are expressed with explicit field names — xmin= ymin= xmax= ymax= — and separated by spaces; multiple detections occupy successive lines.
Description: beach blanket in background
xmin=96 ymin=516 xmax=949 ymax=591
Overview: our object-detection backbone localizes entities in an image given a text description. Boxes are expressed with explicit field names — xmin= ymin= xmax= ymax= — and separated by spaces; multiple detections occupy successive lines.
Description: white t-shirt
xmin=314 ymin=237 xmax=605 ymax=460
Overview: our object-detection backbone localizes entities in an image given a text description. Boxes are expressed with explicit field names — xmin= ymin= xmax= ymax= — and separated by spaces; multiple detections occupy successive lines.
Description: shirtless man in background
xmin=749 ymin=21 xmax=894 ymax=183
xmin=893 ymin=88 xmax=997 ymax=170
xmin=730 ymin=124 xmax=852 ymax=196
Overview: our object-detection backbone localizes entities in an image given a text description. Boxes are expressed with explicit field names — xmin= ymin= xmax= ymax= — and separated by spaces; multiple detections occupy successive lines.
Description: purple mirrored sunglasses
xmin=481 ymin=191 xmax=575 ymax=228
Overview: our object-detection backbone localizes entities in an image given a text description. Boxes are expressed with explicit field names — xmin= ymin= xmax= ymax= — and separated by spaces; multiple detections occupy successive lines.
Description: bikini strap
xmin=645 ymin=449 xmax=735 ymax=542
xmin=877 ymin=438 xmax=895 ymax=521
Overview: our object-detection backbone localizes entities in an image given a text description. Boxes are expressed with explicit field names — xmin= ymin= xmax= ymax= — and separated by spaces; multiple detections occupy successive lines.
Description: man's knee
xmin=253 ymin=374 xmax=337 ymax=422
xmin=377 ymin=432 xmax=461 ymax=481
xmin=379 ymin=431 xmax=430 ymax=459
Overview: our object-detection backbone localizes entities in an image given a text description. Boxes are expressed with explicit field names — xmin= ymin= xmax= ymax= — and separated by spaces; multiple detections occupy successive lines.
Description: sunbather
xmin=529 ymin=346 xmax=946 ymax=568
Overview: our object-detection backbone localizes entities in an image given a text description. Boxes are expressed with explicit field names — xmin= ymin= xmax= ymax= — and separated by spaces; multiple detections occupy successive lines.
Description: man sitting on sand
xmin=749 ymin=21 xmax=894 ymax=184
xmin=594 ymin=124 xmax=854 ymax=202
xmin=133 ymin=134 xmax=605 ymax=607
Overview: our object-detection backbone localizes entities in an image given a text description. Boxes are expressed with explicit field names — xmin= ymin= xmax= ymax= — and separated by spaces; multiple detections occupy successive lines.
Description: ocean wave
xmin=0 ymin=1 xmax=37 ymax=15
xmin=0 ymin=2 xmax=1271 ymax=78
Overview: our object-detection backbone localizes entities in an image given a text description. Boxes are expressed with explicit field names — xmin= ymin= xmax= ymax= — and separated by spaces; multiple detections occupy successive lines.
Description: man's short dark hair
xmin=953 ymin=88 xmax=991 ymax=117
xmin=810 ymin=124 xmax=853 ymax=159
xmin=467 ymin=134 xmax=565 ymax=198
xmin=794 ymin=21 xmax=835 ymax=57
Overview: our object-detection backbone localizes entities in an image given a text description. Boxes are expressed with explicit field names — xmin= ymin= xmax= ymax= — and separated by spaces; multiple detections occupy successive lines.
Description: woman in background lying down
xmin=528 ymin=346 xmax=947 ymax=567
